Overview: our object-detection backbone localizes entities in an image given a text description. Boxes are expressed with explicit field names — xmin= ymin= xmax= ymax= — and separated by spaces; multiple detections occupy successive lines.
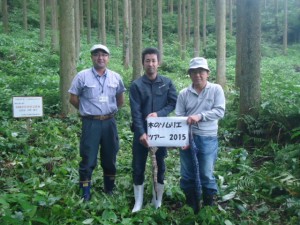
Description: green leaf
xmin=31 ymin=217 xmax=50 ymax=225
xmin=221 ymin=191 xmax=236 ymax=202
xmin=101 ymin=209 xmax=117 ymax=222
xmin=82 ymin=218 xmax=94 ymax=224
xmin=0 ymin=197 xmax=10 ymax=208
xmin=224 ymin=220 xmax=234 ymax=225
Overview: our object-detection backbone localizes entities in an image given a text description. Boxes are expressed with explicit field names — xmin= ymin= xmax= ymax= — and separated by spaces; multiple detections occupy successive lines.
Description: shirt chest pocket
xmin=107 ymin=82 xmax=118 ymax=96
xmin=83 ymin=85 xmax=98 ymax=99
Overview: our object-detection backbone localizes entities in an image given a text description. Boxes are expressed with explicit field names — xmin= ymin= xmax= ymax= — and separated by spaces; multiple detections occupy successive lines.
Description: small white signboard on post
xmin=147 ymin=117 xmax=189 ymax=147
xmin=12 ymin=96 xmax=43 ymax=118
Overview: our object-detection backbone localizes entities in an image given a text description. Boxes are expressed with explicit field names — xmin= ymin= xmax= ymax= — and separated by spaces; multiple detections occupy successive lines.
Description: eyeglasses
xmin=92 ymin=52 xmax=109 ymax=57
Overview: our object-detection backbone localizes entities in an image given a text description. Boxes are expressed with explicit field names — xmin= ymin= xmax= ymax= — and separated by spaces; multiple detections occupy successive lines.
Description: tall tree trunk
xmin=178 ymin=0 xmax=182 ymax=52
xmin=123 ymin=0 xmax=130 ymax=69
xmin=23 ymin=0 xmax=28 ymax=31
xmin=101 ymin=0 xmax=106 ymax=45
xmin=283 ymin=0 xmax=288 ymax=54
xmin=235 ymin=0 xmax=242 ymax=88
xmin=114 ymin=0 xmax=120 ymax=46
xmin=86 ymin=0 xmax=91 ymax=44
xmin=181 ymin=0 xmax=186 ymax=60
xmin=107 ymin=0 xmax=113 ymax=31
xmin=59 ymin=0 xmax=77 ymax=115
xmin=229 ymin=0 xmax=233 ymax=35
xmin=157 ymin=0 xmax=163 ymax=63
xmin=51 ymin=0 xmax=59 ymax=53
xmin=39 ymin=0 xmax=46 ymax=44
xmin=79 ymin=0 xmax=84 ymax=36
xmin=237 ymin=0 xmax=261 ymax=133
xmin=2 ymin=0 xmax=9 ymax=33
xmin=187 ymin=0 xmax=191 ymax=42
xmin=132 ymin=0 xmax=142 ymax=80
xmin=216 ymin=0 xmax=226 ymax=88
xmin=97 ymin=0 xmax=101 ymax=41
xmin=150 ymin=0 xmax=154 ymax=39
xmin=193 ymin=0 xmax=200 ymax=57
xmin=129 ymin=0 xmax=133 ymax=66
xmin=275 ymin=0 xmax=279 ymax=33
xmin=142 ymin=0 xmax=147 ymax=18
xmin=202 ymin=0 xmax=207 ymax=52
xmin=169 ymin=0 xmax=173 ymax=14
xmin=74 ymin=0 xmax=80 ymax=59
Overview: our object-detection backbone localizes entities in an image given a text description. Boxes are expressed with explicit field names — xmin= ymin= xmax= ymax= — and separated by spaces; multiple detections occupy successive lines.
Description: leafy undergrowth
xmin=1 ymin=28 xmax=300 ymax=225
xmin=1 ymin=114 xmax=300 ymax=225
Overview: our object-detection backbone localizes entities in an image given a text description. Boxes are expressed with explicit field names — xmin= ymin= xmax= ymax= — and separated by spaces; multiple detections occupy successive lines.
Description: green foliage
xmin=261 ymin=0 xmax=300 ymax=45
xmin=1 ymin=2 xmax=300 ymax=224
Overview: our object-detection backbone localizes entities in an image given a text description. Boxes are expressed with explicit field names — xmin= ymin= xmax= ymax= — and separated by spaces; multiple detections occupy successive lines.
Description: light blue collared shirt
xmin=68 ymin=67 xmax=126 ymax=116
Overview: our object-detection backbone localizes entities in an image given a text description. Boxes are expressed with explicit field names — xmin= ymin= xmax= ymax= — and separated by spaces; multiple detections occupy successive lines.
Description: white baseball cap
xmin=188 ymin=57 xmax=210 ymax=72
xmin=90 ymin=44 xmax=110 ymax=54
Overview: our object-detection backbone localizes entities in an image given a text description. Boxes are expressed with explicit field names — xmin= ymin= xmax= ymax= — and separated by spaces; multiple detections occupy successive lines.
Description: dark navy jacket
xmin=129 ymin=74 xmax=177 ymax=138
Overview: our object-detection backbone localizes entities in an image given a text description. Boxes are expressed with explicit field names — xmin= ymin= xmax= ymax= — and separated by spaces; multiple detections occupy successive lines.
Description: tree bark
xmin=275 ymin=0 xmax=279 ymax=33
xmin=157 ymin=0 xmax=163 ymax=63
xmin=129 ymin=0 xmax=133 ymax=66
xmin=39 ymin=0 xmax=46 ymax=44
xmin=86 ymin=0 xmax=91 ymax=44
xmin=193 ymin=0 xmax=200 ymax=57
xmin=74 ymin=0 xmax=80 ymax=59
xmin=229 ymin=0 xmax=233 ymax=35
xmin=283 ymin=0 xmax=288 ymax=54
xmin=51 ymin=0 xmax=59 ymax=53
xmin=169 ymin=0 xmax=173 ymax=14
xmin=132 ymin=0 xmax=143 ymax=80
xmin=178 ymin=0 xmax=182 ymax=52
xmin=101 ymin=0 xmax=106 ymax=45
xmin=187 ymin=0 xmax=191 ymax=42
xmin=181 ymin=0 xmax=186 ymax=60
xmin=202 ymin=0 xmax=207 ymax=52
xmin=235 ymin=0 xmax=243 ymax=88
xmin=97 ymin=0 xmax=101 ymax=41
xmin=150 ymin=0 xmax=154 ymax=39
xmin=237 ymin=0 xmax=261 ymax=132
xmin=216 ymin=0 xmax=226 ymax=88
xmin=79 ymin=0 xmax=84 ymax=36
xmin=114 ymin=0 xmax=120 ymax=46
xmin=59 ymin=0 xmax=77 ymax=115
xmin=2 ymin=0 xmax=9 ymax=33
xmin=123 ymin=0 xmax=130 ymax=69
xmin=142 ymin=0 xmax=147 ymax=18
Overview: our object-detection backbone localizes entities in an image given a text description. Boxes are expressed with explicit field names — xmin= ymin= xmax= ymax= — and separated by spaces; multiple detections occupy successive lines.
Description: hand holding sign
xmin=147 ymin=117 xmax=189 ymax=147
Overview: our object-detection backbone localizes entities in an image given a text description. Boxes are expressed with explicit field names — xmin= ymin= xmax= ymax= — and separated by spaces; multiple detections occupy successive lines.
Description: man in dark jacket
xmin=129 ymin=47 xmax=177 ymax=212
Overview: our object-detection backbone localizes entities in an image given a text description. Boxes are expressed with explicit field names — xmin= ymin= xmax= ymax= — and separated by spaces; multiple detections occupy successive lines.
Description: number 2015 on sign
xmin=149 ymin=134 xmax=187 ymax=141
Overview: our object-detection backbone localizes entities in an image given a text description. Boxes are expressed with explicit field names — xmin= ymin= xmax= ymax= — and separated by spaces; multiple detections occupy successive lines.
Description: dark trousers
xmin=132 ymin=133 xmax=167 ymax=185
xmin=79 ymin=117 xmax=119 ymax=181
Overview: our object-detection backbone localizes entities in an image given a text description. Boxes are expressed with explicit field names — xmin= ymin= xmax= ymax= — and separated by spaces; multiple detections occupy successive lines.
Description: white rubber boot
xmin=152 ymin=183 xmax=164 ymax=209
xmin=132 ymin=184 xmax=144 ymax=213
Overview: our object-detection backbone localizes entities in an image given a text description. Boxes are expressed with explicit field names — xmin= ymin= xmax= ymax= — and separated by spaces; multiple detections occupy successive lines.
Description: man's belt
xmin=82 ymin=114 xmax=114 ymax=120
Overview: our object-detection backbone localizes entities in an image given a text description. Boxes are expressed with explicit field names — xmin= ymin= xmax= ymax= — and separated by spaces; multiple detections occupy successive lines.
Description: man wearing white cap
xmin=175 ymin=57 xmax=225 ymax=213
xmin=69 ymin=44 xmax=126 ymax=201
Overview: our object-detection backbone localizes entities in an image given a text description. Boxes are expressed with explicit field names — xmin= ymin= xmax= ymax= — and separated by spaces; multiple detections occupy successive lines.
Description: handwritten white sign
xmin=13 ymin=96 xmax=43 ymax=118
xmin=147 ymin=117 xmax=189 ymax=147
